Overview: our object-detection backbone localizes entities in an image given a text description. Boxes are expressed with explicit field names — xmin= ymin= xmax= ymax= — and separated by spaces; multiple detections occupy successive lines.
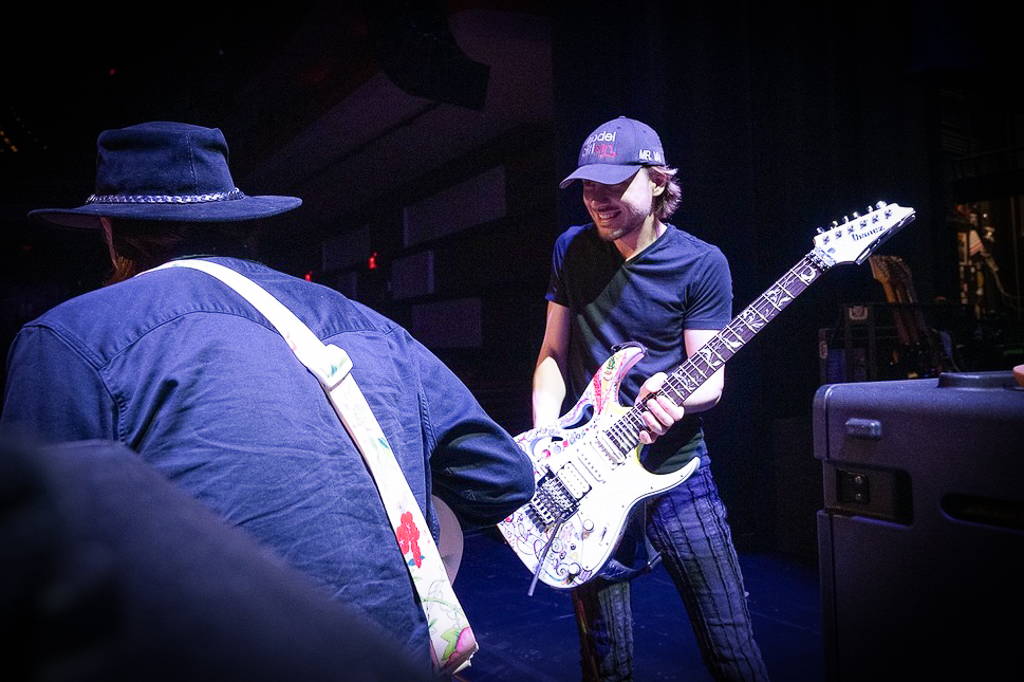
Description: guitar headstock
xmin=813 ymin=202 xmax=916 ymax=265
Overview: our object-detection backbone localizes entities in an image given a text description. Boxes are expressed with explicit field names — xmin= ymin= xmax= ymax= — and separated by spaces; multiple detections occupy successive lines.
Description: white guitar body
xmin=496 ymin=201 xmax=917 ymax=592
xmin=497 ymin=344 xmax=699 ymax=589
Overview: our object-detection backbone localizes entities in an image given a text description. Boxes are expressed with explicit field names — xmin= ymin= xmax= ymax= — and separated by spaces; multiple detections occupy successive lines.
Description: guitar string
xmin=606 ymin=255 xmax=828 ymax=457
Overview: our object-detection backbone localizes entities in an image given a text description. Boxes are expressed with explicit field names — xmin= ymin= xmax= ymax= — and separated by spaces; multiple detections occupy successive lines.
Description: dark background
xmin=2 ymin=0 xmax=1021 ymax=560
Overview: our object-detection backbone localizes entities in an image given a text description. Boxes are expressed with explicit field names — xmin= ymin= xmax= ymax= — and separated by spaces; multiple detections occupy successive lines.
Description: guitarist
xmin=1 ymin=122 xmax=536 ymax=677
xmin=533 ymin=117 xmax=769 ymax=681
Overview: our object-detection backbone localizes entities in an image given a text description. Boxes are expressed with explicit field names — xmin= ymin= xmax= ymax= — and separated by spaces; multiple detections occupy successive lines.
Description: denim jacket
xmin=2 ymin=256 xmax=534 ymax=664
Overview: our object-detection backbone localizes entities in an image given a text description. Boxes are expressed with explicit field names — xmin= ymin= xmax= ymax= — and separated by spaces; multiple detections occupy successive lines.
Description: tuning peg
xmin=852 ymin=211 xmax=860 ymax=218
xmin=831 ymin=221 xmax=839 ymax=228
xmin=816 ymin=227 xmax=825 ymax=234
xmin=875 ymin=200 xmax=888 ymax=209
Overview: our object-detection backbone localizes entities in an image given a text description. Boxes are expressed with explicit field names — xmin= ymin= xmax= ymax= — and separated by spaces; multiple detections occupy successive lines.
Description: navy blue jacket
xmin=1 ymin=256 xmax=534 ymax=666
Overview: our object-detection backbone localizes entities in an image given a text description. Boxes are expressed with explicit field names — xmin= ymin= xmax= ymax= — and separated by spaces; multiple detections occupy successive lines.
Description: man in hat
xmin=1 ymin=121 xmax=535 ymax=673
xmin=532 ymin=117 xmax=768 ymax=680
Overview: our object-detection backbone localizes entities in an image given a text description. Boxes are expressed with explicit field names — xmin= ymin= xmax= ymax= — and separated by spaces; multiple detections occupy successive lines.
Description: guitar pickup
xmin=575 ymin=446 xmax=607 ymax=482
xmin=555 ymin=462 xmax=591 ymax=500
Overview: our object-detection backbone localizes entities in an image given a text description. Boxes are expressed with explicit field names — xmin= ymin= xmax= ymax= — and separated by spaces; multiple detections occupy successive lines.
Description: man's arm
xmin=534 ymin=301 xmax=690 ymax=444
xmin=532 ymin=301 xmax=571 ymax=427
xmin=415 ymin=340 xmax=535 ymax=529
xmin=679 ymin=328 xmax=725 ymax=413
xmin=1 ymin=326 xmax=116 ymax=442
xmin=634 ymin=329 xmax=723 ymax=444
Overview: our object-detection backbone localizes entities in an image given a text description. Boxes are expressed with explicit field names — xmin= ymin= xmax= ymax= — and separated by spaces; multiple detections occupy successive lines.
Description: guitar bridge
xmin=528 ymin=464 xmax=591 ymax=530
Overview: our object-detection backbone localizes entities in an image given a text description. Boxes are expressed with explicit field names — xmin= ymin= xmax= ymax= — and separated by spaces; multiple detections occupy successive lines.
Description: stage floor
xmin=453 ymin=528 xmax=823 ymax=682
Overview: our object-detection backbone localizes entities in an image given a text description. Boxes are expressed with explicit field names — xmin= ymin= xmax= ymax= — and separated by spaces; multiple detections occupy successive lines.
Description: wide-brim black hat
xmin=29 ymin=121 xmax=302 ymax=229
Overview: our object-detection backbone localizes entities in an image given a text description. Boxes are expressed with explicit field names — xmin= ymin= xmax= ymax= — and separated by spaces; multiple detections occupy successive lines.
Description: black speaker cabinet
xmin=813 ymin=371 xmax=1024 ymax=681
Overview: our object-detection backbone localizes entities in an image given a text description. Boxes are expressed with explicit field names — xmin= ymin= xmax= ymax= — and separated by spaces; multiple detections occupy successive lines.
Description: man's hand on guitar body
xmin=636 ymin=372 xmax=685 ymax=445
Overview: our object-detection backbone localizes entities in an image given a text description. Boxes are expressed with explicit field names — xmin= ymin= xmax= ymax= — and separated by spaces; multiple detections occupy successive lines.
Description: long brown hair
xmin=102 ymin=218 xmax=255 ymax=284
xmin=646 ymin=165 xmax=682 ymax=221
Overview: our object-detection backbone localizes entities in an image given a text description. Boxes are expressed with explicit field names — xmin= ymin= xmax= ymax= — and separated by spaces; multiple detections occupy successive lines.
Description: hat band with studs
xmin=86 ymin=188 xmax=246 ymax=205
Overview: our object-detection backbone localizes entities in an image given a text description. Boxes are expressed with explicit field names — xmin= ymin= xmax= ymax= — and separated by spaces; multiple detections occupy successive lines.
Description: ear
xmin=649 ymin=174 xmax=666 ymax=197
xmin=643 ymin=167 xmax=666 ymax=197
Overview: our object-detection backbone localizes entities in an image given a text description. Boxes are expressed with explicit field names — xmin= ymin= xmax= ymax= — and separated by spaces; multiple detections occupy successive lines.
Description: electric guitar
xmin=497 ymin=201 xmax=916 ymax=591
xmin=433 ymin=495 xmax=463 ymax=582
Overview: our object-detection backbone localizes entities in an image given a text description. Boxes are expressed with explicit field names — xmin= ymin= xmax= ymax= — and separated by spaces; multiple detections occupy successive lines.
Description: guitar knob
xmin=582 ymin=519 xmax=595 ymax=534
xmin=567 ymin=563 xmax=581 ymax=576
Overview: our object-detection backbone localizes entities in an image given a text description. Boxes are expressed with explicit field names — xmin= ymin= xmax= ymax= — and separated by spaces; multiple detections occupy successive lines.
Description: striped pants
xmin=572 ymin=454 xmax=769 ymax=681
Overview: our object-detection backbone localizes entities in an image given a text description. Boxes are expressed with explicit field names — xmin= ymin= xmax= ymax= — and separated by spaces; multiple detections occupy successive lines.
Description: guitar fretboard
xmin=604 ymin=250 xmax=832 ymax=456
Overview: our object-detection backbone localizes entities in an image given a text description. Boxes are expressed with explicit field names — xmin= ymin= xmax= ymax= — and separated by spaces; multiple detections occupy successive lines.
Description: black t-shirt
xmin=546 ymin=223 xmax=733 ymax=471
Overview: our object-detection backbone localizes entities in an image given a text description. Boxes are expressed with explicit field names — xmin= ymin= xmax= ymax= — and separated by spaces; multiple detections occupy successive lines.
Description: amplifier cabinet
xmin=813 ymin=371 xmax=1024 ymax=681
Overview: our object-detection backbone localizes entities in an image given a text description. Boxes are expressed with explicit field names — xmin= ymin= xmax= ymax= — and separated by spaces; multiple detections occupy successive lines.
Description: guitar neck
xmin=608 ymin=249 xmax=833 ymax=450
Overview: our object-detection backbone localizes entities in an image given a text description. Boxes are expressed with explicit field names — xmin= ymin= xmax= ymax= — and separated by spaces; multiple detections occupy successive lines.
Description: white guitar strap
xmin=143 ymin=259 xmax=477 ymax=677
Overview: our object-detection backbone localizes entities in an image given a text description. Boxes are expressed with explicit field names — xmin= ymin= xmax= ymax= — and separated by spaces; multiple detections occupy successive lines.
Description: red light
xmin=305 ymin=270 xmax=313 ymax=281
xmin=368 ymin=252 xmax=378 ymax=270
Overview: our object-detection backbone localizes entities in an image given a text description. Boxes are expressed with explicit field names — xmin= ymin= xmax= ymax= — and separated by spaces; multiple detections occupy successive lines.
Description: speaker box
xmin=813 ymin=371 xmax=1024 ymax=681
xmin=362 ymin=1 xmax=489 ymax=110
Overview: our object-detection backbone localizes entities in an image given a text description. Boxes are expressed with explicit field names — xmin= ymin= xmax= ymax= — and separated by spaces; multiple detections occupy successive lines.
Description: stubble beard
xmin=593 ymin=203 xmax=650 ymax=243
